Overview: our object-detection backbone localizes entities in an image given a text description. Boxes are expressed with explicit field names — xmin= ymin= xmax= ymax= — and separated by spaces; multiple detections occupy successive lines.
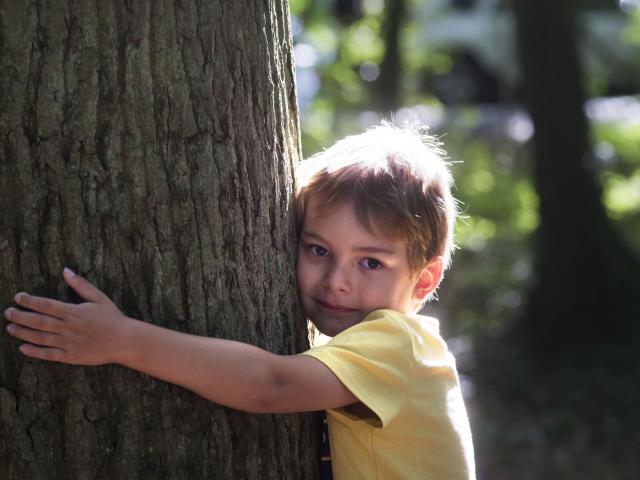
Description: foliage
xmin=291 ymin=1 xmax=640 ymax=477
xmin=290 ymin=0 xmax=640 ymax=337
xmin=595 ymin=119 xmax=640 ymax=248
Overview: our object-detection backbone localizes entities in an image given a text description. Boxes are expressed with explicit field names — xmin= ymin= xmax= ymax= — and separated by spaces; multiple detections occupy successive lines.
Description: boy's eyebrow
xmin=352 ymin=246 xmax=398 ymax=255
xmin=301 ymin=230 xmax=399 ymax=255
xmin=300 ymin=230 xmax=331 ymax=246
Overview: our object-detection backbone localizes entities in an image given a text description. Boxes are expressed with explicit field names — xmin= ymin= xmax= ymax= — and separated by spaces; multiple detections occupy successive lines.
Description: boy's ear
xmin=412 ymin=256 xmax=444 ymax=303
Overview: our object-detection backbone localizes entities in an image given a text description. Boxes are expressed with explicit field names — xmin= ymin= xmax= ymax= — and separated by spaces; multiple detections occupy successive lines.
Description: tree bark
xmin=0 ymin=1 xmax=316 ymax=478
xmin=512 ymin=0 xmax=640 ymax=363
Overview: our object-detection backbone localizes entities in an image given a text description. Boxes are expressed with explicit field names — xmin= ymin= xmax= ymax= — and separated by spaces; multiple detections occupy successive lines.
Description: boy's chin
xmin=311 ymin=316 xmax=362 ymax=338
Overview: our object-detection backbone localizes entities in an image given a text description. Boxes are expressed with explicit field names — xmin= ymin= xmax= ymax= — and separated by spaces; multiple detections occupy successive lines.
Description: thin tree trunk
xmin=373 ymin=0 xmax=405 ymax=112
xmin=0 ymin=1 xmax=316 ymax=478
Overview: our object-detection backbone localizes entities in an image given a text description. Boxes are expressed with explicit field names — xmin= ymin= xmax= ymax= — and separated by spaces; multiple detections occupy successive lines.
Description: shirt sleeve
xmin=302 ymin=310 xmax=413 ymax=427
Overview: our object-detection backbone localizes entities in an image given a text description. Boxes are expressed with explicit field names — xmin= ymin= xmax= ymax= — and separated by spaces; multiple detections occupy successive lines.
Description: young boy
xmin=5 ymin=124 xmax=475 ymax=479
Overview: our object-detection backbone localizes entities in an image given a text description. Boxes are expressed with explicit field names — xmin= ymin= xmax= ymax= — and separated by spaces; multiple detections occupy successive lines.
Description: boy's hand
xmin=4 ymin=268 xmax=131 ymax=366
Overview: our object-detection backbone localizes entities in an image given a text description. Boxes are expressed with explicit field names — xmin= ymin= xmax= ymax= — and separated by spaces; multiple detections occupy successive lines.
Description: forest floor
xmin=468 ymin=342 xmax=639 ymax=480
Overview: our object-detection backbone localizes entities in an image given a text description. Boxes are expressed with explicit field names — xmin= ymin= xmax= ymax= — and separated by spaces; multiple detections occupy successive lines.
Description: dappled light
xmin=292 ymin=0 xmax=640 ymax=477
xmin=1 ymin=1 xmax=637 ymax=477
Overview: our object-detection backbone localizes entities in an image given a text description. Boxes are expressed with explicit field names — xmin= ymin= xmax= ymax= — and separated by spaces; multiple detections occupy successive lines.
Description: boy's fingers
xmin=14 ymin=292 xmax=74 ymax=319
xmin=18 ymin=343 xmax=66 ymax=363
xmin=4 ymin=308 xmax=64 ymax=333
xmin=63 ymin=268 xmax=108 ymax=303
xmin=7 ymin=323 xmax=61 ymax=348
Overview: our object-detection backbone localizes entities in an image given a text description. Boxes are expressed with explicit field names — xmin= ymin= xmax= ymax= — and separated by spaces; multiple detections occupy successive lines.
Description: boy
xmin=5 ymin=124 xmax=475 ymax=479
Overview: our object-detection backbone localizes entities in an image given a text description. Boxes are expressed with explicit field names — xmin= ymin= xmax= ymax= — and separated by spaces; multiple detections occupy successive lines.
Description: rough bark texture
xmin=0 ymin=1 xmax=317 ymax=478
xmin=512 ymin=0 xmax=640 ymax=362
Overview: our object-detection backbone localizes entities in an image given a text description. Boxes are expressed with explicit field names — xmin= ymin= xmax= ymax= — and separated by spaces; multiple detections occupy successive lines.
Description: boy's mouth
xmin=316 ymin=299 xmax=359 ymax=314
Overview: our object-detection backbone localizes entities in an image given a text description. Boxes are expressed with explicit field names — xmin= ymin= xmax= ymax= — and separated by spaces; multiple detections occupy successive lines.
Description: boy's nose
xmin=324 ymin=263 xmax=351 ymax=294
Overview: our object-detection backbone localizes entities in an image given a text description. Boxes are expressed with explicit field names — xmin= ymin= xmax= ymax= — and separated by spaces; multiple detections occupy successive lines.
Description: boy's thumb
xmin=63 ymin=268 xmax=107 ymax=303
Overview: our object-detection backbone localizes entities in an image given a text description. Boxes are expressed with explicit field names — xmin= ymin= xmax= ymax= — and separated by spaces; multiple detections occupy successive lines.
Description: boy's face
xmin=296 ymin=199 xmax=425 ymax=337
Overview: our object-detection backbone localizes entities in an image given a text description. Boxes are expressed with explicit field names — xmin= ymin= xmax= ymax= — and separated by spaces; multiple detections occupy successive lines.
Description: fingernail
xmin=64 ymin=267 xmax=76 ymax=277
xmin=6 ymin=323 xmax=15 ymax=334
xmin=4 ymin=308 xmax=12 ymax=320
xmin=14 ymin=293 xmax=22 ymax=304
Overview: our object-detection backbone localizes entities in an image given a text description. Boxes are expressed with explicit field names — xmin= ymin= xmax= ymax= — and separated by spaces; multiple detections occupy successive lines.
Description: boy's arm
xmin=4 ymin=269 xmax=357 ymax=414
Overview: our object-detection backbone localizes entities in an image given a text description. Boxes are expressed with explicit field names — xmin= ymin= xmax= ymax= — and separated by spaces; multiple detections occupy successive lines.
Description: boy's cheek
xmin=295 ymin=258 xmax=309 ymax=291
xmin=296 ymin=261 xmax=322 ymax=305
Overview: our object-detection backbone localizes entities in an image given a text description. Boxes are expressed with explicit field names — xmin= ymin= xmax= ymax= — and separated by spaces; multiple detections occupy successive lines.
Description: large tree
xmin=0 ymin=1 xmax=317 ymax=478
xmin=512 ymin=0 xmax=640 ymax=364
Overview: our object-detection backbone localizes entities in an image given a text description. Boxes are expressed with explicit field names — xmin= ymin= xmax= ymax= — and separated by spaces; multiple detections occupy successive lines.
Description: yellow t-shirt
xmin=303 ymin=309 xmax=475 ymax=480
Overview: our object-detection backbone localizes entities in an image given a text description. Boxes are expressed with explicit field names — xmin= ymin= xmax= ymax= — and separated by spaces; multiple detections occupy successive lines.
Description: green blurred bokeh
xmin=291 ymin=1 xmax=640 ymax=478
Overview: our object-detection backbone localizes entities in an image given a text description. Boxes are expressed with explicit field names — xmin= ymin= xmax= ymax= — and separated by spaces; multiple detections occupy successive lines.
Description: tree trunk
xmin=512 ymin=0 xmax=640 ymax=364
xmin=372 ymin=0 xmax=405 ymax=113
xmin=0 ymin=1 xmax=316 ymax=479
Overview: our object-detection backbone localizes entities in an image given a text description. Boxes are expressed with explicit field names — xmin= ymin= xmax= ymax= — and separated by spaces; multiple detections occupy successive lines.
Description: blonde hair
xmin=295 ymin=122 xmax=457 ymax=272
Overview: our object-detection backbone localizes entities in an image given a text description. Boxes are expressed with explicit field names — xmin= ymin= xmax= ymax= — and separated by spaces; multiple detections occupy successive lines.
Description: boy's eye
xmin=310 ymin=245 xmax=329 ymax=257
xmin=360 ymin=258 xmax=383 ymax=270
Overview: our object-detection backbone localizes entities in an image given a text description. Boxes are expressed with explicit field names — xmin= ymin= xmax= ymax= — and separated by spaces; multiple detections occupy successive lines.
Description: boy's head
xmin=295 ymin=123 xmax=458 ymax=336
xmin=296 ymin=123 xmax=457 ymax=271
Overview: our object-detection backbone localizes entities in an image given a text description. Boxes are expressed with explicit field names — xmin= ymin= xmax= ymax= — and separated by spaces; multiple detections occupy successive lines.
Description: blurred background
xmin=290 ymin=0 xmax=640 ymax=478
